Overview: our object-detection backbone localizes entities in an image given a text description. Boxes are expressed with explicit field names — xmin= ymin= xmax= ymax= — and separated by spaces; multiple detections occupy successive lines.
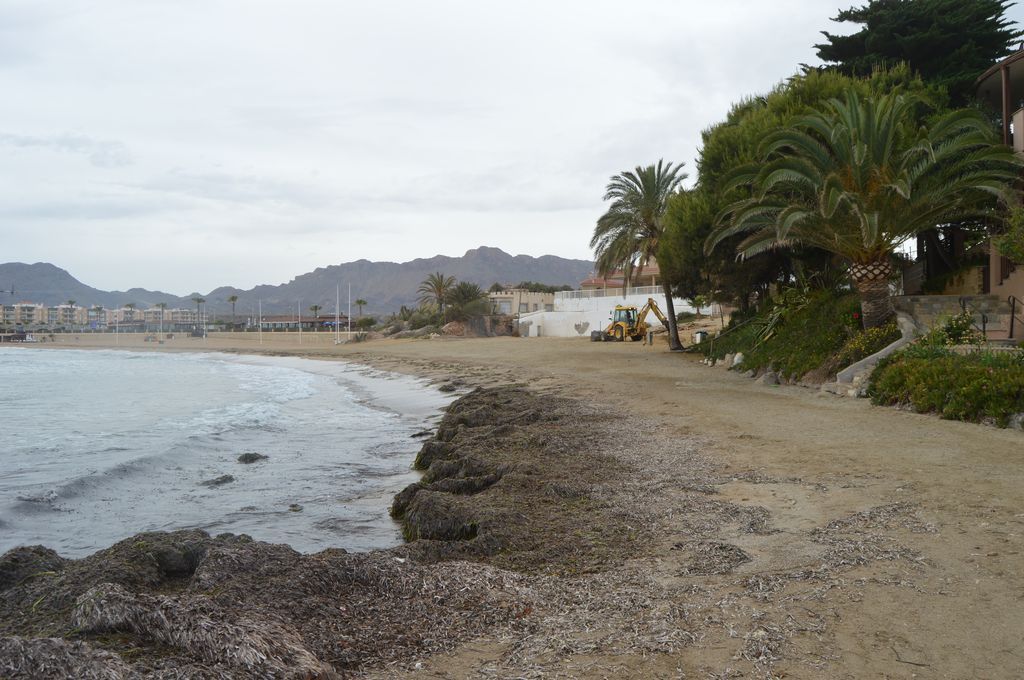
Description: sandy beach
xmin=7 ymin=331 xmax=1024 ymax=678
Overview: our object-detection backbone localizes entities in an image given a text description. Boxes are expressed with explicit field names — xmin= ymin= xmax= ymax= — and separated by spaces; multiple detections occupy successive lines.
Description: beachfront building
xmin=973 ymin=53 xmax=1024 ymax=302
xmin=46 ymin=304 xmax=89 ymax=328
xmin=141 ymin=307 xmax=198 ymax=332
xmin=2 ymin=303 xmax=47 ymax=328
xmin=487 ymin=289 xmax=554 ymax=315
xmin=258 ymin=315 xmax=322 ymax=331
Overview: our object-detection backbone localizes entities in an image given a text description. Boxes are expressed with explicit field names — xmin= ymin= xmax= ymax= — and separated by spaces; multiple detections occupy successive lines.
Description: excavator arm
xmin=637 ymin=298 xmax=669 ymax=328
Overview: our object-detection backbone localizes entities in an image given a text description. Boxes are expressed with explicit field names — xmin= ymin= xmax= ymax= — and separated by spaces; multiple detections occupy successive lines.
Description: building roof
xmin=581 ymin=260 xmax=661 ymax=287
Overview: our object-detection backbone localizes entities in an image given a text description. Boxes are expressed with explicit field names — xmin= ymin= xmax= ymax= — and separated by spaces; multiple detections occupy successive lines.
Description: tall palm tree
xmin=418 ymin=273 xmax=456 ymax=316
xmin=708 ymin=92 xmax=1022 ymax=328
xmin=191 ymin=297 xmax=205 ymax=332
xmin=227 ymin=295 xmax=239 ymax=326
xmin=66 ymin=300 xmax=76 ymax=330
xmin=591 ymin=159 xmax=687 ymax=350
xmin=355 ymin=299 xmax=367 ymax=317
xmin=123 ymin=302 xmax=136 ymax=323
xmin=309 ymin=304 xmax=321 ymax=330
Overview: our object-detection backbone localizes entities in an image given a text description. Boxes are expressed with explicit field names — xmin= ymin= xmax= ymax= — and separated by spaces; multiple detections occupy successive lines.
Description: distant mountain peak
xmin=0 ymin=247 xmax=593 ymax=315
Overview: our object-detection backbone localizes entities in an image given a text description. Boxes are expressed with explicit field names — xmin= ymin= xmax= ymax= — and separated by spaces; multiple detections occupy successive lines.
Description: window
xmin=519 ymin=303 xmax=529 ymax=313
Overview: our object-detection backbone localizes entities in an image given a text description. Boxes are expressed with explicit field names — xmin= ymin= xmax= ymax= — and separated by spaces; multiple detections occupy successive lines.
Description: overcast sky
xmin=2 ymin=1 xmax=1023 ymax=295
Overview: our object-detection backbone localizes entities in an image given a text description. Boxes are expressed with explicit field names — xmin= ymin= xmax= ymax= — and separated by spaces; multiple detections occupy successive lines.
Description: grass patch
xmin=703 ymin=292 xmax=897 ymax=381
xmin=868 ymin=347 xmax=1024 ymax=426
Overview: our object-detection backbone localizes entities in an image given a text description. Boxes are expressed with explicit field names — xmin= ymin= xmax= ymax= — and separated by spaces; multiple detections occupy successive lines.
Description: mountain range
xmin=0 ymin=247 xmax=595 ymax=316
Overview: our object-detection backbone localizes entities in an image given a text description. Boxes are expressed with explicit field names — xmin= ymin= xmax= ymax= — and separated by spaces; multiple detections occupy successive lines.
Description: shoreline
xmin=0 ymin=346 xmax=453 ymax=559
xmin=4 ymin=334 xmax=1024 ymax=677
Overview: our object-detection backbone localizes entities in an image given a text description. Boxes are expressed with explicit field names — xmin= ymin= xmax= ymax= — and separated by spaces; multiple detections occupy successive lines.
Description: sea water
xmin=0 ymin=347 xmax=450 ymax=558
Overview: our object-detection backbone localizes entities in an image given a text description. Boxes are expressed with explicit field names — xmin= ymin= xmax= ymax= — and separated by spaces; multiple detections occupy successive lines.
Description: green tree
xmin=309 ymin=304 xmax=321 ymax=330
xmin=445 ymin=281 xmax=489 ymax=321
xmin=514 ymin=281 xmax=573 ymax=294
xmin=227 ymin=295 xmax=239 ymax=324
xmin=418 ymin=272 xmax=456 ymax=315
xmin=661 ymin=66 xmax=945 ymax=311
xmin=488 ymin=282 xmax=504 ymax=293
xmin=708 ymin=92 xmax=1021 ymax=328
xmin=355 ymin=299 xmax=367 ymax=317
xmin=591 ymin=160 xmax=687 ymax=350
xmin=814 ymin=0 xmax=1022 ymax=104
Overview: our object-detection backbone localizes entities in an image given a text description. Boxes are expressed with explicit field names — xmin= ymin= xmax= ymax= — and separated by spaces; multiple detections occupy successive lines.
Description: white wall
xmin=517 ymin=291 xmax=694 ymax=338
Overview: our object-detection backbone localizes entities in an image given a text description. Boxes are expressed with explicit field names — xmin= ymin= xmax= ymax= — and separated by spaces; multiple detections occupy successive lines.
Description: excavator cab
xmin=613 ymin=308 xmax=637 ymax=327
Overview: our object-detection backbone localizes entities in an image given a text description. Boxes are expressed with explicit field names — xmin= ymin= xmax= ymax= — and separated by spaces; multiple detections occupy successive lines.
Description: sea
xmin=0 ymin=347 xmax=452 ymax=558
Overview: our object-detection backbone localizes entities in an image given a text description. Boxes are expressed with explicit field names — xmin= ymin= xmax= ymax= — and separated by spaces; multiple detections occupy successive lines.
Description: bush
xmin=703 ymin=291 xmax=862 ymax=380
xmin=408 ymin=307 xmax=442 ymax=330
xmin=869 ymin=349 xmax=1024 ymax=426
xmin=828 ymin=321 xmax=901 ymax=371
xmin=919 ymin=311 xmax=984 ymax=347
xmin=355 ymin=316 xmax=376 ymax=330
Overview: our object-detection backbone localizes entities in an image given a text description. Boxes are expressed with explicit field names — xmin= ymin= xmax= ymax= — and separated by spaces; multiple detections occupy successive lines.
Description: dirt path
xmin=24 ymin=334 xmax=1024 ymax=677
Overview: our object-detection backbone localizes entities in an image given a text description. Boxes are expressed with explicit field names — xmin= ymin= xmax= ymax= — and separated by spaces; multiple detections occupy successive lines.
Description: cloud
xmin=0 ymin=132 xmax=132 ymax=167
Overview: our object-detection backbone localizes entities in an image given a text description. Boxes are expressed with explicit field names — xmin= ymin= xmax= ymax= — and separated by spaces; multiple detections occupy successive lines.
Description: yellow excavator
xmin=590 ymin=297 xmax=670 ymax=342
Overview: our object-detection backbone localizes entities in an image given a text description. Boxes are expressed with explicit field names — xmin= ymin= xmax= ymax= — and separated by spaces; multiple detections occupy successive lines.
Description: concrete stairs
xmin=893 ymin=295 xmax=1019 ymax=344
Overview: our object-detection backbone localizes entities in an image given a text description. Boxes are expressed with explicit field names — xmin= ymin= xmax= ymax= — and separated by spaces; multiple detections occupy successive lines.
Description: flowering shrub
xmin=869 ymin=349 xmax=1024 ymax=427
xmin=919 ymin=311 xmax=985 ymax=347
xmin=831 ymin=321 xmax=901 ymax=369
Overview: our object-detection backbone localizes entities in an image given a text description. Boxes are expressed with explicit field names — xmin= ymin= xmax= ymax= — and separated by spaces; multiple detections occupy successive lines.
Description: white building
xmin=516 ymin=285 xmax=695 ymax=338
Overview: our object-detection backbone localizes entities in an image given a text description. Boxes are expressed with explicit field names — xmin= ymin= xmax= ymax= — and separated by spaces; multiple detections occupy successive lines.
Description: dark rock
xmin=438 ymin=383 xmax=457 ymax=393
xmin=288 ymin=504 xmax=303 ymax=512
xmin=410 ymin=429 xmax=433 ymax=439
xmin=0 ymin=545 xmax=67 ymax=592
xmin=237 ymin=452 xmax=269 ymax=464
xmin=199 ymin=474 xmax=235 ymax=487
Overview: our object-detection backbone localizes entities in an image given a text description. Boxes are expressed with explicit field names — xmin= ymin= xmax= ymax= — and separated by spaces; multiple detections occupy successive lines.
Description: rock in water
xmin=237 ymin=452 xmax=269 ymax=464
xmin=199 ymin=475 xmax=235 ymax=487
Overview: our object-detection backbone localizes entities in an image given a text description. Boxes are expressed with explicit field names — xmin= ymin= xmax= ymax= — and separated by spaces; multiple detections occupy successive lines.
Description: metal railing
xmin=554 ymin=285 xmax=663 ymax=301
xmin=1008 ymin=295 xmax=1024 ymax=340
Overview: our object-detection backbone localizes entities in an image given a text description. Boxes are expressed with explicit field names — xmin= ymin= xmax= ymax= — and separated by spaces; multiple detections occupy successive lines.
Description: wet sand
xmin=16 ymin=331 xmax=1024 ymax=678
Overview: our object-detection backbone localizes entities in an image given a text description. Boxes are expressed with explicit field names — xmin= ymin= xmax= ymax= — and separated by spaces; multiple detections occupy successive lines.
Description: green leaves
xmin=708 ymin=90 xmax=1023 ymax=263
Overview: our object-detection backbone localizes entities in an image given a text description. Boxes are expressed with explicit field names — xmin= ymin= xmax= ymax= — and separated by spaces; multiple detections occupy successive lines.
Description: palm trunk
xmin=849 ymin=257 xmax=895 ymax=329
xmin=661 ymin=281 xmax=683 ymax=350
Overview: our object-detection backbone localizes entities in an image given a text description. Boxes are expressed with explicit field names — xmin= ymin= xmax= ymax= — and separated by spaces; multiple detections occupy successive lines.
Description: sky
xmin=2 ymin=1 xmax=1023 ymax=295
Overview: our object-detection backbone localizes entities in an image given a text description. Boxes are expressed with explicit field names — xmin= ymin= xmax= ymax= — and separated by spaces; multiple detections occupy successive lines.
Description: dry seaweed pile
xmin=1 ymin=385 xmax=943 ymax=679
xmin=0 ymin=531 xmax=538 ymax=678
xmin=390 ymin=386 xmax=661 ymax=574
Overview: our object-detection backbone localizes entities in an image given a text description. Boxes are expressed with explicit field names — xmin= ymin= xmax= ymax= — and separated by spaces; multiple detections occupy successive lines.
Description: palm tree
xmin=446 ymin=282 xmax=487 ymax=321
xmin=708 ymin=92 xmax=1022 ymax=328
xmin=355 ymin=299 xmax=367 ymax=317
xmin=591 ymin=160 xmax=687 ymax=350
xmin=65 ymin=300 xmax=76 ymax=330
xmin=309 ymin=304 xmax=321 ymax=330
xmin=123 ymin=302 xmax=136 ymax=323
xmin=227 ymin=295 xmax=239 ymax=326
xmin=418 ymin=272 xmax=456 ymax=316
xmin=191 ymin=297 xmax=205 ymax=333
